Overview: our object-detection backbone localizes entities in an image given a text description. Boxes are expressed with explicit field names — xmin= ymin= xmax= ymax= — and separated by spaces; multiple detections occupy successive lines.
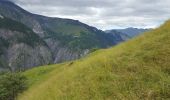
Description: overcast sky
xmin=10 ymin=0 xmax=170 ymax=30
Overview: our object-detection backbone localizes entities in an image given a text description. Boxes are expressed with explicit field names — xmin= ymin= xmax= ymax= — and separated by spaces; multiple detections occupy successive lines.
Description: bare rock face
xmin=7 ymin=43 xmax=52 ymax=71
xmin=0 ymin=14 xmax=4 ymax=19
xmin=44 ymin=38 xmax=81 ymax=63
xmin=54 ymin=47 xmax=80 ymax=63
xmin=0 ymin=28 xmax=52 ymax=71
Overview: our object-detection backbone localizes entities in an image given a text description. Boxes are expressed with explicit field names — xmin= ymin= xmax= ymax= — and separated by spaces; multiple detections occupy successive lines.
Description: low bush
xmin=0 ymin=72 xmax=27 ymax=100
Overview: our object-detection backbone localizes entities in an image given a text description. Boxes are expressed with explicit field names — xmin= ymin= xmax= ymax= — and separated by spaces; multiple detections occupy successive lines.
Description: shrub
xmin=0 ymin=72 xmax=27 ymax=100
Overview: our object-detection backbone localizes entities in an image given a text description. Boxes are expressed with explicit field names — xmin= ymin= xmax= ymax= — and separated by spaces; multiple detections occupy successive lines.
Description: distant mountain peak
xmin=126 ymin=27 xmax=138 ymax=29
xmin=125 ymin=27 xmax=150 ymax=30
xmin=105 ymin=27 xmax=150 ymax=40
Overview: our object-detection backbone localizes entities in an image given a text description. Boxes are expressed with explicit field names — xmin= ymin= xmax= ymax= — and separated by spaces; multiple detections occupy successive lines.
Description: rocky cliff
xmin=0 ymin=17 xmax=52 ymax=71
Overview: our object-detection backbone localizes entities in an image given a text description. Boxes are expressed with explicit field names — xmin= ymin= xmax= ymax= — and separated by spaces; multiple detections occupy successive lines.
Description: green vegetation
xmin=0 ymin=17 xmax=32 ymax=34
xmin=46 ymin=22 xmax=90 ymax=36
xmin=45 ymin=29 xmax=114 ymax=51
xmin=18 ymin=20 xmax=170 ymax=100
xmin=0 ymin=72 xmax=27 ymax=100
xmin=42 ymin=19 xmax=116 ymax=51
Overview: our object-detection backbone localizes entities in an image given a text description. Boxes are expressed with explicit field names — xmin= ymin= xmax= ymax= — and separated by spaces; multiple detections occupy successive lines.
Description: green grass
xmin=23 ymin=65 xmax=58 ymax=86
xmin=18 ymin=20 xmax=170 ymax=100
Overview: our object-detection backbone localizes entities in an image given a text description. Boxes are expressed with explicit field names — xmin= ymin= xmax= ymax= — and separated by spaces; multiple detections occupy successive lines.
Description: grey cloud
xmin=22 ymin=5 xmax=97 ymax=16
xmin=9 ymin=0 xmax=170 ymax=30
xmin=11 ymin=0 xmax=119 ymax=7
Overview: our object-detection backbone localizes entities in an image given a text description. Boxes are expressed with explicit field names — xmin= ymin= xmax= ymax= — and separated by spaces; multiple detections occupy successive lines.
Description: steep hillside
xmin=0 ymin=0 xmax=123 ymax=64
xmin=18 ymin=20 xmax=170 ymax=100
xmin=0 ymin=16 xmax=52 ymax=71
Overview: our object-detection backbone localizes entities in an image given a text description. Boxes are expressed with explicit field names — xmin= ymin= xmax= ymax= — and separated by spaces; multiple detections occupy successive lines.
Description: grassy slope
xmin=18 ymin=21 xmax=170 ymax=100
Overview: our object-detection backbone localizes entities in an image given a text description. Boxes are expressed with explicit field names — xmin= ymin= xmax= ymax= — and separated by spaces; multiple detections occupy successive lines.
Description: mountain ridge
xmin=106 ymin=27 xmax=150 ymax=40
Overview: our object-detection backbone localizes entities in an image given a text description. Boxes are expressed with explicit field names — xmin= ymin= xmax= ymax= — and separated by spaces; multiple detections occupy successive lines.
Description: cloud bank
xmin=10 ymin=0 xmax=170 ymax=30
